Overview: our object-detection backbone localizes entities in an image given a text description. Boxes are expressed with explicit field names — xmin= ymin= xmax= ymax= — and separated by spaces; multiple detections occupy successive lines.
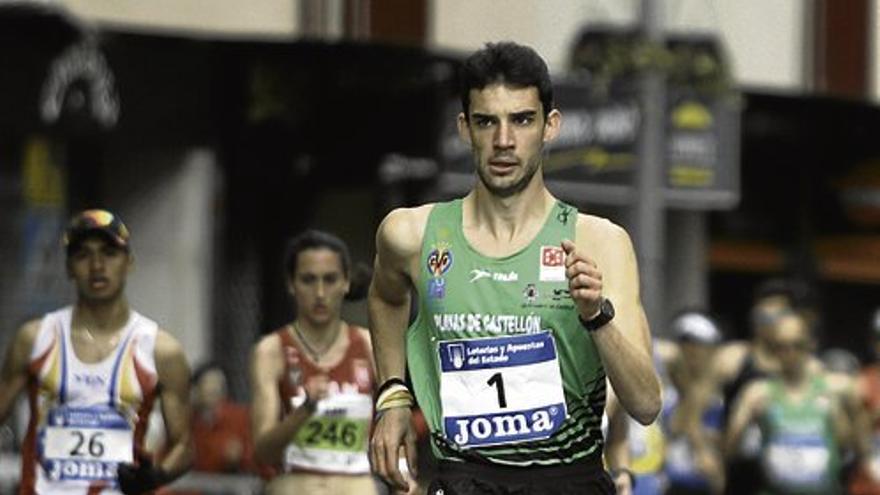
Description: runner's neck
xmin=73 ymin=299 xmax=131 ymax=336
xmin=463 ymin=188 xmax=556 ymax=255
xmin=292 ymin=319 xmax=345 ymax=362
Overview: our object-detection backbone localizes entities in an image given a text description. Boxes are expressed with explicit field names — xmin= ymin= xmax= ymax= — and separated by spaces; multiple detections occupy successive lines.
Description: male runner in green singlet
xmin=724 ymin=311 xmax=847 ymax=494
xmin=368 ymin=41 xmax=662 ymax=495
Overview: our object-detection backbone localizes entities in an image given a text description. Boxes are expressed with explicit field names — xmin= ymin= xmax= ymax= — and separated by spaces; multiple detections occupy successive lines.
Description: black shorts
xmin=426 ymin=456 xmax=615 ymax=495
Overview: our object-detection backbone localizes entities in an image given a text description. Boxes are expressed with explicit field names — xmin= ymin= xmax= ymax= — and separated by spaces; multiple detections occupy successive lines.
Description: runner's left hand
xmin=117 ymin=456 xmax=167 ymax=495
xmin=561 ymin=239 xmax=603 ymax=321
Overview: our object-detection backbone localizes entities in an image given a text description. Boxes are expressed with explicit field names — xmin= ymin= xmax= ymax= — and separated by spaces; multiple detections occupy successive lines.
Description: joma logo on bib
xmin=46 ymin=459 xmax=117 ymax=481
xmin=452 ymin=410 xmax=554 ymax=445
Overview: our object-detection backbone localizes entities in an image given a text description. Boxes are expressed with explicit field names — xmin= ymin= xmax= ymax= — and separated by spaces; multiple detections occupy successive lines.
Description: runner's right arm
xmin=368 ymin=207 xmax=428 ymax=492
xmin=250 ymin=334 xmax=327 ymax=465
xmin=0 ymin=320 xmax=39 ymax=423
xmin=723 ymin=380 xmax=767 ymax=459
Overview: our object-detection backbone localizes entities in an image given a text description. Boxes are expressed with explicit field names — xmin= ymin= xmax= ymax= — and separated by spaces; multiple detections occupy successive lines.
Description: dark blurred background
xmin=0 ymin=0 xmax=878 ymax=402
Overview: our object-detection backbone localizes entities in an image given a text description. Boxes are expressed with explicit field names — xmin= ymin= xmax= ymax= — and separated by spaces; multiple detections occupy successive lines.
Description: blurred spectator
xmin=604 ymin=385 xmax=635 ymax=495
xmin=604 ymin=310 xmax=725 ymax=495
xmin=823 ymin=348 xmax=862 ymax=377
xmin=189 ymin=362 xmax=255 ymax=474
xmin=161 ymin=362 xmax=258 ymax=495
xmin=623 ymin=342 xmax=670 ymax=495
xmin=818 ymin=346 xmax=874 ymax=495
xmin=702 ymin=278 xmax=805 ymax=494
xmin=850 ymin=308 xmax=880 ymax=495
xmin=724 ymin=311 xmax=847 ymax=494
xmin=662 ymin=311 xmax=725 ymax=495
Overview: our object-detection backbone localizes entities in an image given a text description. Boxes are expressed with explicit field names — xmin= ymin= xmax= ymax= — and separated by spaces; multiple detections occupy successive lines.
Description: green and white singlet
xmin=407 ymin=199 xmax=606 ymax=466
xmin=759 ymin=375 xmax=841 ymax=494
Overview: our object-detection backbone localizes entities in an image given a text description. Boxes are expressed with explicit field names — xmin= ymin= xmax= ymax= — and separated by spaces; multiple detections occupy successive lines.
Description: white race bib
xmin=438 ymin=331 xmax=568 ymax=448
xmin=764 ymin=435 xmax=830 ymax=486
xmin=40 ymin=406 xmax=133 ymax=482
xmin=283 ymin=392 xmax=373 ymax=474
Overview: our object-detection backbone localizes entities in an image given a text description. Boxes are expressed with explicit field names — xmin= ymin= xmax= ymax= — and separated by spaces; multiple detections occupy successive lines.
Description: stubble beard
xmin=475 ymin=154 xmax=542 ymax=199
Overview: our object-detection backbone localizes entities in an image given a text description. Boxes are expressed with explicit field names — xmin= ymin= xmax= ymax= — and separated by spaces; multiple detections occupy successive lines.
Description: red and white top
xmin=276 ymin=324 xmax=374 ymax=475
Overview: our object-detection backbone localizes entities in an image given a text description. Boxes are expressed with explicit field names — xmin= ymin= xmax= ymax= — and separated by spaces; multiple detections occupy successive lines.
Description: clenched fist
xmin=561 ymin=239 xmax=603 ymax=321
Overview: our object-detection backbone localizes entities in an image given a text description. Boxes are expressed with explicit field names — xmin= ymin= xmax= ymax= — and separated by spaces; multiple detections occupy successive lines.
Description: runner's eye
xmin=511 ymin=113 xmax=535 ymax=126
xmin=474 ymin=116 xmax=495 ymax=128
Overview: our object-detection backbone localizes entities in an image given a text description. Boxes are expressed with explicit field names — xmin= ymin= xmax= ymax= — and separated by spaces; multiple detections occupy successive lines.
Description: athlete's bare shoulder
xmin=654 ymin=338 xmax=681 ymax=367
xmin=154 ymin=329 xmax=184 ymax=359
xmin=251 ymin=330 xmax=285 ymax=379
xmin=575 ymin=213 xmax=629 ymax=249
xmin=17 ymin=318 xmax=42 ymax=348
xmin=711 ymin=340 xmax=750 ymax=383
xmin=253 ymin=330 xmax=283 ymax=360
xmin=740 ymin=378 xmax=771 ymax=408
xmin=0 ymin=319 xmax=43 ymax=419
xmin=353 ymin=325 xmax=374 ymax=356
xmin=154 ymin=328 xmax=189 ymax=369
xmin=573 ymin=213 xmax=636 ymax=283
xmin=152 ymin=329 xmax=191 ymax=392
xmin=7 ymin=318 xmax=42 ymax=367
xmin=377 ymin=204 xmax=435 ymax=260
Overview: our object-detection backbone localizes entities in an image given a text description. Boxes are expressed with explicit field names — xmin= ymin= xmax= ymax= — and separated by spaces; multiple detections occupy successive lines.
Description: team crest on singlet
xmin=427 ymin=242 xmax=453 ymax=277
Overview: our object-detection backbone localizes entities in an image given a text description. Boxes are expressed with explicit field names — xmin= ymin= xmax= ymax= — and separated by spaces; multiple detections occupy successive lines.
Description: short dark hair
xmin=752 ymin=277 xmax=816 ymax=309
xmin=283 ymin=230 xmax=351 ymax=280
xmin=459 ymin=41 xmax=554 ymax=119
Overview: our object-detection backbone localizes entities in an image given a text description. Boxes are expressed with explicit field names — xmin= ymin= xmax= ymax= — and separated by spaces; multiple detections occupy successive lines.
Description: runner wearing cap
xmin=610 ymin=311 xmax=724 ymax=495
xmin=0 ymin=209 xmax=193 ymax=495
xmin=661 ymin=311 xmax=725 ymax=495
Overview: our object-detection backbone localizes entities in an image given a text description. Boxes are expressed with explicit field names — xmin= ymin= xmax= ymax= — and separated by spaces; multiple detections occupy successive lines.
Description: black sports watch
xmin=579 ymin=298 xmax=615 ymax=332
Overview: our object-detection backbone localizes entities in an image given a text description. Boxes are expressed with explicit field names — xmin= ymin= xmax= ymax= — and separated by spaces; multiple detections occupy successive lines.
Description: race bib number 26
xmin=40 ymin=406 xmax=133 ymax=482
xmin=439 ymin=331 xmax=568 ymax=448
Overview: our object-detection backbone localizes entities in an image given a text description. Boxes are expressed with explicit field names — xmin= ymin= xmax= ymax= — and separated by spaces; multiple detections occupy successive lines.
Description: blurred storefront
xmin=1 ymin=0 xmax=878 ymax=396
xmin=710 ymin=92 xmax=880 ymax=356
xmin=0 ymin=3 xmax=456 ymax=403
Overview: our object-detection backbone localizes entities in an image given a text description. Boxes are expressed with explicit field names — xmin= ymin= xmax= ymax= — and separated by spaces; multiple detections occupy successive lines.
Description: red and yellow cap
xmin=63 ymin=209 xmax=130 ymax=253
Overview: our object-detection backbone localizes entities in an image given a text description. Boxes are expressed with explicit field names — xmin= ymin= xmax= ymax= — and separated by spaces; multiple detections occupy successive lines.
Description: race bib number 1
xmin=439 ymin=331 xmax=568 ymax=448
xmin=41 ymin=406 xmax=133 ymax=482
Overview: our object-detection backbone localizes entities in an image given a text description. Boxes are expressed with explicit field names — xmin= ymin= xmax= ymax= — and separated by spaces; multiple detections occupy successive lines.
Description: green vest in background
xmin=406 ymin=198 xmax=606 ymax=466
xmin=759 ymin=374 xmax=841 ymax=495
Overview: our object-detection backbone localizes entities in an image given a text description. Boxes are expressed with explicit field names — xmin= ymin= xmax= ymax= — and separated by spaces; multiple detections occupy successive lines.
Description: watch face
xmin=582 ymin=298 xmax=614 ymax=331
xmin=602 ymin=298 xmax=615 ymax=319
